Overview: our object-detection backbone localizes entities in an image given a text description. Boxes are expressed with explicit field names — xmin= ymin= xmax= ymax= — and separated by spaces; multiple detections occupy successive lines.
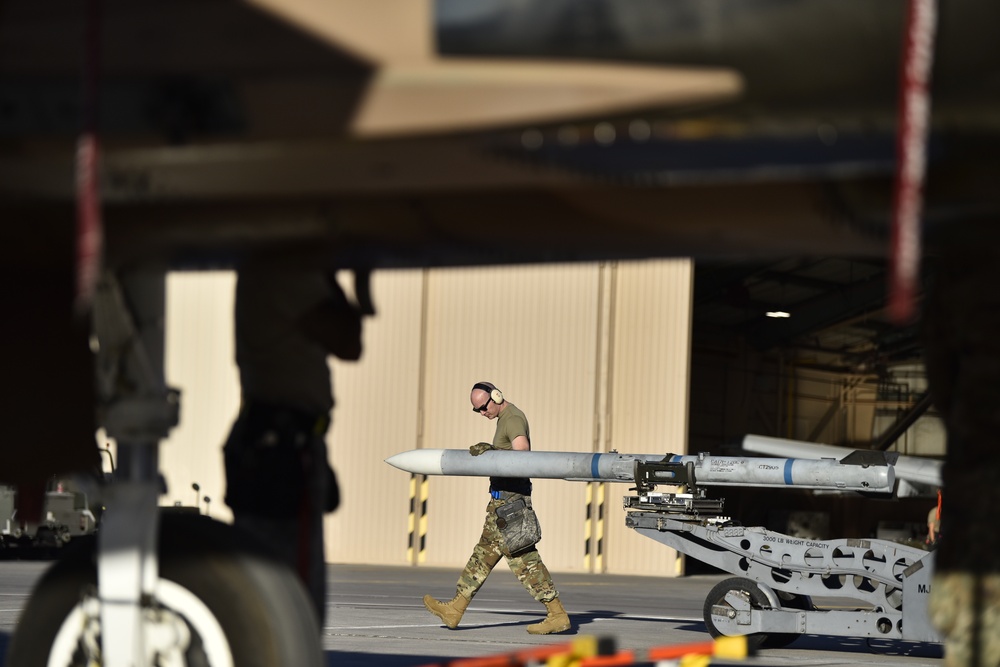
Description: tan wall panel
xmin=870 ymin=364 xmax=946 ymax=456
xmin=791 ymin=370 xmax=875 ymax=445
xmin=532 ymin=478 xmax=591 ymax=573
xmin=419 ymin=264 xmax=601 ymax=571
xmin=326 ymin=269 xmax=425 ymax=565
xmin=162 ymin=269 xmax=425 ymax=565
xmin=604 ymin=259 xmax=693 ymax=576
xmin=161 ymin=271 xmax=240 ymax=519
xmin=791 ymin=372 xmax=836 ymax=440
xmin=849 ymin=387 xmax=876 ymax=443
xmin=159 ymin=260 xmax=694 ymax=577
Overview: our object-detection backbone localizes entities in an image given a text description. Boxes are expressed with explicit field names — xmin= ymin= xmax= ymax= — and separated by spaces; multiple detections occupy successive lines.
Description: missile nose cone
xmin=385 ymin=449 xmax=444 ymax=475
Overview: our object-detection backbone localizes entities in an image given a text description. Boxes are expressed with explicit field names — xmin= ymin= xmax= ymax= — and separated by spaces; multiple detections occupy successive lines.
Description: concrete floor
xmin=0 ymin=560 xmax=943 ymax=666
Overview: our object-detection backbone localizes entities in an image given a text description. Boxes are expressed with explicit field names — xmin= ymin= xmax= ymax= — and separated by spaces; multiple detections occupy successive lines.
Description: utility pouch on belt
xmin=495 ymin=498 xmax=541 ymax=557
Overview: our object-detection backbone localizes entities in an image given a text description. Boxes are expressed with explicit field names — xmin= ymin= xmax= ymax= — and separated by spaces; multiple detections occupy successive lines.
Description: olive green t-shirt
xmin=490 ymin=403 xmax=532 ymax=495
xmin=493 ymin=403 xmax=530 ymax=450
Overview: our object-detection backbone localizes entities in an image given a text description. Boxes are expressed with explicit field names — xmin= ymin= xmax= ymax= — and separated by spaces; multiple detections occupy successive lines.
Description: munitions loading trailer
xmin=623 ymin=456 xmax=941 ymax=649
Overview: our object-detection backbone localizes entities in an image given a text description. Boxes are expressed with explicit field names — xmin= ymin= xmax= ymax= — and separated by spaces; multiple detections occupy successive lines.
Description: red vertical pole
xmin=888 ymin=0 xmax=936 ymax=324
xmin=76 ymin=0 xmax=103 ymax=315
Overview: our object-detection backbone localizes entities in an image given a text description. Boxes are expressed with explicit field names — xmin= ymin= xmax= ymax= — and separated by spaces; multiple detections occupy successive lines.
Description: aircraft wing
xmin=4 ymin=0 xmax=1000 ymax=270
xmin=248 ymin=0 xmax=744 ymax=138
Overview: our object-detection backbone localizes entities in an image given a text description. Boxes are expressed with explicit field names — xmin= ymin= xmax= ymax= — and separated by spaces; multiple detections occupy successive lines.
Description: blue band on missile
xmin=591 ymin=454 xmax=600 ymax=480
xmin=670 ymin=454 xmax=682 ymax=462
xmin=784 ymin=459 xmax=794 ymax=485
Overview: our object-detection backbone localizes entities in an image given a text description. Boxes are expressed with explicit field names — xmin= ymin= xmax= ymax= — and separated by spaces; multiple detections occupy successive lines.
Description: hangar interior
xmin=691 ymin=256 xmax=929 ymax=451
xmin=687 ymin=257 xmax=941 ymax=571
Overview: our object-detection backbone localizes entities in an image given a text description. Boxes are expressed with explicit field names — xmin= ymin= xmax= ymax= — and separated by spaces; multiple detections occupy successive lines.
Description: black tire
xmin=6 ymin=513 xmax=323 ymax=667
xmin=703 ymin=577 xmax=794 ymax=651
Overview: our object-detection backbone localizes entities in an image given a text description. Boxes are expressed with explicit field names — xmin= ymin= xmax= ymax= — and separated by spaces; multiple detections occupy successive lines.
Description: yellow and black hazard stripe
xmin=584 ymin=483 xmax=593 ymax=570
xmin=584 ymin=482 xmax=606 ymax=572
xmin=407 ymin=474 xmax=428 ymax=564
xmin=595 ymin=481 xmax=605 ymax=572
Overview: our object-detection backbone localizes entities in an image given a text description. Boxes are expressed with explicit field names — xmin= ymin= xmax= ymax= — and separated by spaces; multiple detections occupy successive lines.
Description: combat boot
xmin=526 ymin=597 xmax=571 ymax=634
xmin=423 ymin=594 xmax=470 ymax=629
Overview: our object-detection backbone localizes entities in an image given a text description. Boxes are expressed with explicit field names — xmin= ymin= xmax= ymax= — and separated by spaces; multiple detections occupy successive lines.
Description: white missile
xmin=384 ymin=449 xmax=895 ymax=492
xmin=386 ymin=449 xmax=663 ymax=482
xmin=741 ymin=434 xmax=942 ymax=488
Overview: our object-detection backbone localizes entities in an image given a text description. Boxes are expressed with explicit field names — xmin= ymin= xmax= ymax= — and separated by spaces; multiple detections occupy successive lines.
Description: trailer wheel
xmin=7 ymin=513 xmax=323 ymax=667
xmin=703 ymin=577 xmax=800 ymax=650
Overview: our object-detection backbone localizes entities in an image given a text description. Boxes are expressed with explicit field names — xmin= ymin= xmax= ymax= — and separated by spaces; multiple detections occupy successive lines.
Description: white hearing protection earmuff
xmin=473 ymin=382 xmax=504 ymax=405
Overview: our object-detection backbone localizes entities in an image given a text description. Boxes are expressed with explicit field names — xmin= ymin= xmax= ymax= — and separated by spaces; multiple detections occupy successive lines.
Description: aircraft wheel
xmin=6 ymin=513 xmax=323 ymax=667
xmin=703 ymin=577 xmax=788 ymax=651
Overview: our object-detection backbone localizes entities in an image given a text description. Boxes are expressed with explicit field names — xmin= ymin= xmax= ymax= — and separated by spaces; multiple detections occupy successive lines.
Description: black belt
xmin=241 ymin=400 xmax=330 ymax=436
xmin=490 ymin=490 xmax=528 ymax=501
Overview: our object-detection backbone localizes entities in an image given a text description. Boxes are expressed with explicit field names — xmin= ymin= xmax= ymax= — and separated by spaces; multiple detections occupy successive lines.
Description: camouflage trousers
xmin=455 ymin=495 xmax=557 ymax=603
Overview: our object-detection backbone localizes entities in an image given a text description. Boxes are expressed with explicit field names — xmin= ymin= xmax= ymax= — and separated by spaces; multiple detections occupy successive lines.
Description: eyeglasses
xmin=472 ymin=398 xmax=491 ymax=413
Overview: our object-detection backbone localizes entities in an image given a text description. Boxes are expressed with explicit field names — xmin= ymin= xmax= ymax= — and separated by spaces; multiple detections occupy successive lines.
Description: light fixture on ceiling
xmin=767 ymin=278 xmax=791 ymax=319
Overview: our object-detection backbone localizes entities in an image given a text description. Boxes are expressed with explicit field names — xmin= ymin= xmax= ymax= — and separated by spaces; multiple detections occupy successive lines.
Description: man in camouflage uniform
xmin=423 ymin=382 xmax=570 ymax=634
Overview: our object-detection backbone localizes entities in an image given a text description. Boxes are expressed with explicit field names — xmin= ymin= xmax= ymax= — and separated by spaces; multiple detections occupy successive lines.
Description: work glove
xmin=469 ymin=442 xmax=494 ymax=456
